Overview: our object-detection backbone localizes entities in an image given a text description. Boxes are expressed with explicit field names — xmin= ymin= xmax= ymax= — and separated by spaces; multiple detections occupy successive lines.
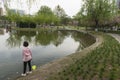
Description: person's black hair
xmin=23 ymin=41 xmax=29 ymax=47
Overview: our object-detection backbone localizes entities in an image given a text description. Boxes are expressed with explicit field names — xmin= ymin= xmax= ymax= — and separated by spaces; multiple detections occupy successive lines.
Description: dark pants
xmin=23 ymin=60 xmax=32 ymax=74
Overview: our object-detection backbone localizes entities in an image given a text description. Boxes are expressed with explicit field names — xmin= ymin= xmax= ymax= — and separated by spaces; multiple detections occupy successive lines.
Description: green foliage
xmin=54 ymin=5 xmax=70 ymax=25
xmin=35 ymin=5 xmax=60 ymax=25
xmin=6 ymin=5 xmax=61 ymax=27
xmin=20 ymin=15 xmax=35 ymax=23
xmin=4 ymin=1 xmax=70 ymax=26
xmin=38 ymin=6 xmax=53 ymax=15
xmin=48 ymin=34 xmax=120 ymax=80
xmin=7 ymin=9 xmax=21 ymax=22
xmin=75 ymin=0 xmax=118 ymax=28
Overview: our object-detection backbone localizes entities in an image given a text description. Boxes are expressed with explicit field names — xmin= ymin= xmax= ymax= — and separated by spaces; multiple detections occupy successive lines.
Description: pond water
xmin=0 ymin=29 xmax=95 ymax=80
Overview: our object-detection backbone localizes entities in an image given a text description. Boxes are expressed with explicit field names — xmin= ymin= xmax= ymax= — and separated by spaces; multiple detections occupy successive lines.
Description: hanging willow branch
xmin=26 ymin=0 xmax=38 ymax=14
xmin=2 ymin=0 xmax=38 ymax=14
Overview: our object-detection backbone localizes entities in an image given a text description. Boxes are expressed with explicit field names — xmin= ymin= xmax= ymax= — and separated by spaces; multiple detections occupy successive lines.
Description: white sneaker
xmin=27 ymin=71 xmax=32 ymax=74
xmin=21 ymin=73 xmax=26 ymax=76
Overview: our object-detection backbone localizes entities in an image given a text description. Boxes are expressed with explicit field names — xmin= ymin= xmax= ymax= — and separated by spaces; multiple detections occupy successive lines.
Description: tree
xmin=54 ymin=5 xmax=69 ymax=25
xmin=7 ymin=9 xmax=22 ymax=22
xmin=35 ymin=5 xmax=59 ymax=25
xmin=38 ymin=6 xmax=53 ymax=15
xmin=75 ymin=0 xmax=117 ymax=29
xmin=54 ymin=5 xmax=67 ymax=18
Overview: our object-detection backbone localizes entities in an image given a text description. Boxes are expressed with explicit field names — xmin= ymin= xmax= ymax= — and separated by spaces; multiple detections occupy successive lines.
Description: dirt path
xmin=17 ymin=33 xmax=103 ymax=80
xmin=108 ymin=33 xmax=120 ymax=43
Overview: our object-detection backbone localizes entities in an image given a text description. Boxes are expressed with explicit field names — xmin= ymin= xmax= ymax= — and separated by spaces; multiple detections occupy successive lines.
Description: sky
xmin=8 ymin=0 xmax=83 ymax=17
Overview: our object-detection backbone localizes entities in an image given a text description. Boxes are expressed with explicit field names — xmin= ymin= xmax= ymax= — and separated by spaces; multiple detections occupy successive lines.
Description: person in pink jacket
xmin=21 ymin=41 xmax=32 ymax=76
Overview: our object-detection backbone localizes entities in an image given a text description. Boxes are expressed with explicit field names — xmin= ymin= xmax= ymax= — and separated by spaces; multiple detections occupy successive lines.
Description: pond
xmin=0 ymin=29 xmax=95 ymax=80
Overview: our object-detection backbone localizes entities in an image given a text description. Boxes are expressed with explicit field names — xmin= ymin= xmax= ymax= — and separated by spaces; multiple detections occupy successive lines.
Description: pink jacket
xmin=22 ymin=47 xmax=32 ymax=62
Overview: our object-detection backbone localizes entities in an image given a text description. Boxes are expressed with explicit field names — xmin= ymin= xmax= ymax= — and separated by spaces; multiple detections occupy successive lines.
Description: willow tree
xmin=3 ymin=0 xmax=37 ymax=9
xmin=75 ymin=0 xmax=117 ymax=29
xmin=3 ymin=0 xmax=37 ymax=18
xmin=2 ymin=0 xmax=38 ymax=28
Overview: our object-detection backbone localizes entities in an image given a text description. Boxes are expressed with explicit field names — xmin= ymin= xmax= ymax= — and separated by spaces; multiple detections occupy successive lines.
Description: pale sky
xmin=9 ymin=0 xmax=83 ymax=17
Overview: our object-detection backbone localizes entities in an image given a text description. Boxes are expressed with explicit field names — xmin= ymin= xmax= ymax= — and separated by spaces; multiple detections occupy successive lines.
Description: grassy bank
xmin=47 ymin=34 xmax=120 ymax=80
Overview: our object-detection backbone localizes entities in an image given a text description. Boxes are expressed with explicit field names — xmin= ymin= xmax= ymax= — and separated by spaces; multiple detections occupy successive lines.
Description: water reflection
xmin=6 ymin=30 xmax=95 ymax=49
xmin=6 ymin=30 xmax=70 ymax=48
xmin=0 ymin=29 xmax=95 ymax=80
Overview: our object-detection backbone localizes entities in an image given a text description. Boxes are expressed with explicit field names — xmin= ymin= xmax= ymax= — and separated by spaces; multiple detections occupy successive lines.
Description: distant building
xmin=117 ymin=0 xmax=120 ymax=9
xmin=0 ymin=7 xmax=3 ymax=16
xmin=0 ymin=1 xmax=4 ymax=16
xmin=10 ymin=9 xmax=25 ymax=15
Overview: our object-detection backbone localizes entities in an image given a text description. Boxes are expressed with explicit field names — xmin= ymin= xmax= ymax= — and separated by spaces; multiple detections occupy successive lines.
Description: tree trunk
xmin=95 ymin=19 xmax=99 ymax=31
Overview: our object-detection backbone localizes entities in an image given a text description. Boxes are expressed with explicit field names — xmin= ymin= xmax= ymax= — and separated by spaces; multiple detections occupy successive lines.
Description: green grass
xmin=47 ymin=34 xmax=120 ymax=80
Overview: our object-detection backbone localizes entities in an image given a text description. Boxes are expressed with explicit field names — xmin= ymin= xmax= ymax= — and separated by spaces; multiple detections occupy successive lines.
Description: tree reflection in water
xmin=6 ymin=30 xmax=95 ymax=51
